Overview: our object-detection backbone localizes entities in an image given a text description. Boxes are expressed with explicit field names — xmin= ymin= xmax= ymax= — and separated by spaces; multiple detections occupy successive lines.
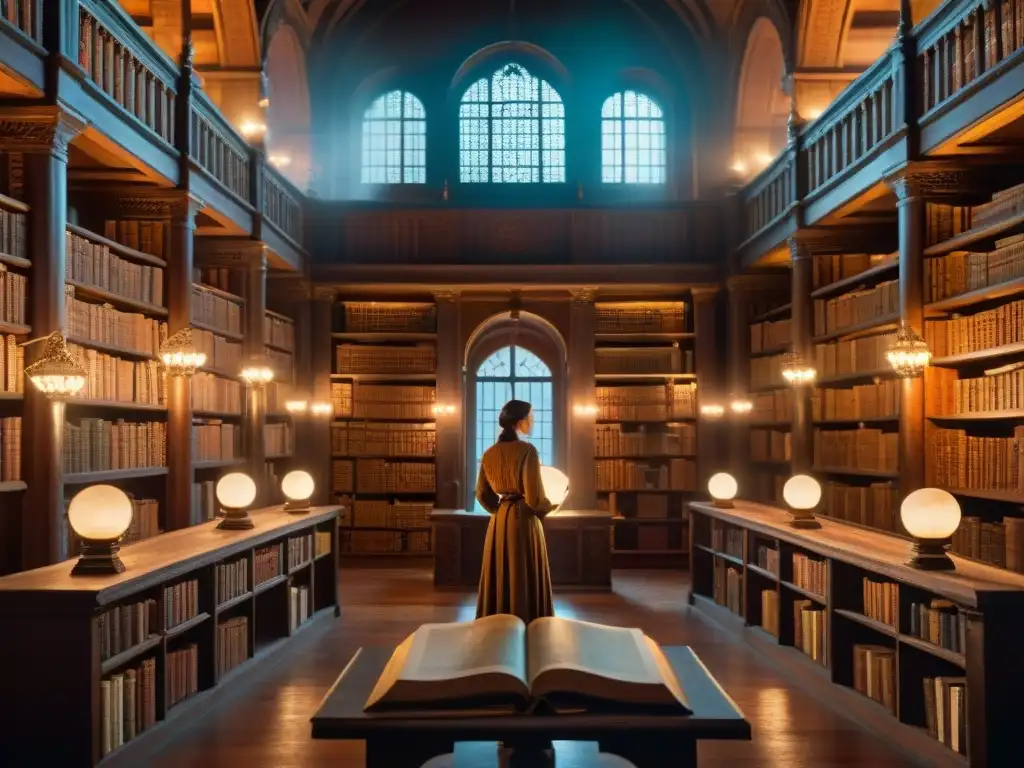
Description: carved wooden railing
xmin=918 ymin=0 xmax=1024 ymax=116
xmin=189 ymin=89 xmax=251 ymax=202
xmin=262 ymin=163 xmax=303 ymax=245
xmin=77 ymin=0 xmax=178 ymax=147
xmin=739 ymin=151 xmax=795 ymax=245
xmin=1 ymin=0 xmax=42 ymax=43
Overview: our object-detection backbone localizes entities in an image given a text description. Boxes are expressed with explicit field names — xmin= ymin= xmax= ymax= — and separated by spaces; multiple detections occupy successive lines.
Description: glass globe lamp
xmin=540 ymin=466 xmax=569 ymax=510
xmin=900 ymin=488 xmax=961 ymax=571
xmin=67 ymin=484 xmax=134 ymax=575
xmin=281 ymin=470 xmax=315 ymax=513
xmin=708 ymin=472 xmax=738 ymax=508
xmin=216 ymin=472 xmax=258 ymax=530
xmin=782 ymin=474 xmax=822 ymax=529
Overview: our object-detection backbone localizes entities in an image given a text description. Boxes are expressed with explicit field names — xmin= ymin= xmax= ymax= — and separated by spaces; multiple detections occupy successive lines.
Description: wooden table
xmin=431 ymin=509 xmax=614 ymax=591
xmin=310 ymin=645 xmax=750 ymax=768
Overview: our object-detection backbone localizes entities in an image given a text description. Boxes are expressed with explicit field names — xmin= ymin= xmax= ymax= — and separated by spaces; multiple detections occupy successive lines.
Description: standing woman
xmin=475 ymin=399 xmax=562 ymax=623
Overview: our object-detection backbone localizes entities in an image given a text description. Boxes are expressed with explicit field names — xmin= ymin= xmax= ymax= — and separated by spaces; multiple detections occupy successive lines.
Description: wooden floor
xmin=118 ymin=569 xmax=918 ymax=768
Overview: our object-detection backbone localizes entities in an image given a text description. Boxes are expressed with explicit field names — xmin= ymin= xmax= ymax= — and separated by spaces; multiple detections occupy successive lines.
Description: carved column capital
xmin=690 ymin=286 xmax=721 ymax=303
xmin=194 ymin=237 xmax=268 ymax=269
xmin=112 ymin=189 xmax=205 ymax=223
xmin=886 ymin=165 xmax=974 ymax=202
xmin=433 ymin=289 xmax=461 ymax=303
xmin=788 ymin=235 xmax=813 ymax=262
xmin=0 ymin=106 xmax=87 ymax=161
xmin=569 ymin=287 xmax=597 ymax=304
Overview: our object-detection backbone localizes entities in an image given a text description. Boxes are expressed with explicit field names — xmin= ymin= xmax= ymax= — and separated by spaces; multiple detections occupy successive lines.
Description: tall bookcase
xmin=263 ymin=307 xmax=296 ymax=503
xmin=592 ymin=300 xmax=697 ymax=566
xmin=747 ymin=301 xmax=792 ymax=504
xmin=330 ymin=300 xmax=437 ymax=558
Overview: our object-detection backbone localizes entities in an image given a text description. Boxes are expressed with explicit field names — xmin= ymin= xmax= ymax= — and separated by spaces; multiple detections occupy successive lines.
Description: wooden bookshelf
xmin=0 ymin=505 xmax=340 ymax=766
xmin=689 ymin=500 xmax=1024 ymax=768
xmin=591 ymin=300 xmax=696 ymax=566
xmin=263 ymin=306 xmax=296 ymax=505
xmin=331 ymin=300 xmax=438 ymax=557
xmin=746 ymin=302 xmax=792 ymax=505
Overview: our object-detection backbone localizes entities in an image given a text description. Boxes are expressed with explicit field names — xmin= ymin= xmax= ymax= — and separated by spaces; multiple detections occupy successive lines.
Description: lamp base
xmin=284 ymin=500 xmax=311 ymax=514
xmin=712 ymin=499 xmax=735 ymax=509
xmin=908 ymin=538 xmax=955 ymax=571
xmin=217 ymin=508 xmax=254 ymax=530
xmin=71 ymin=540 xmax=125 ymax=576
xmin=788 ymin=513 xmax=822 ymax=530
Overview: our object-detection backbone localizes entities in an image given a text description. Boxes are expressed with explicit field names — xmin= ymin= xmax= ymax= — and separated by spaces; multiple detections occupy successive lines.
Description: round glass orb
xmin=900 ymin=488 xmax=962 ymax=540
xmin=217 ymin=472 xmax=257 ymax=509
xmin=708 ymin=472 xmax=738 ymax=502
xmin=281 ymin=470 xmax=315 ymax=502
xmin=540 ymin=466 xmax=570 ymax=507
xmin=783 ymin=474 xmax=822 ymax=511
xmin=67 ymin=484 xmax=134 ymax=541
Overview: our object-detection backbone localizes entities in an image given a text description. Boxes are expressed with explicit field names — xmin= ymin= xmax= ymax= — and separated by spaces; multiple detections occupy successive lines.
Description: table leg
xmin=598 ymin=736 xmax=696 ymax=768
xmin=366 ymin=736 xmax=454 ymax=768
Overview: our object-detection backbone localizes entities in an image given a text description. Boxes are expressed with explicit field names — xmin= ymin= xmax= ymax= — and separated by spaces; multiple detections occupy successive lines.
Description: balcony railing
xmin=1 ymin=0 xmax=42 ymax=44
xmin=190 ymin=89 xmax=251 ymax=202
xmin=262 ymin=163 xmax=303 ymax=246
xmin=740 ymin=151 xmax=796 ymax=245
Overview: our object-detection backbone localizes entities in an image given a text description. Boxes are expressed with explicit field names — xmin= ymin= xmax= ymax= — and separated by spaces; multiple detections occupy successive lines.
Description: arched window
xmin=474 ymin=345 xmax=554 ymax=484
xmin=459 ymin=63 xmax=565 ymax=183
xmin=601 ymin=90 xmax=666 ymax=184
xmin=360 ymin=90 xmax=426 ymax=184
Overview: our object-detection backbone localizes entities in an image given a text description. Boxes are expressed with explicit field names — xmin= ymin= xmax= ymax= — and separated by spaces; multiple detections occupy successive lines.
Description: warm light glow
xmin=268 ymin=154 xmax=292 ymax=168
xmin=701 ymin=403 xmax=725 ymax=418
xmin=730 ymin=399 xmax=753 ymax=415
xmin=240 ymin=366 xmax=274 ymax=384
xmin=802 ymin=106 xmax=825 ymax=120
xmin=159 ymin=328 xmax=206 ymax=377
xmin=310 ymin=401 xmax=333 ymax=417
xmin=887 ymin=325 xmax=931 ymax=378
xmin=730 ymin=159 xmax=748 ymax=175
xmin=31 ymin=374 xmax=87 ymax=396
xmin=540 ymin=466 xmax=570 ymax=507
xmin=281 ymin=470 xmax=315 ymax=502
xmin=216 ymin=472 xmax=257 ymax=509
xmin=67 ymin=484 xmax=134 ymax=541
xmin=285 ymin=400 xmax=309 ymax=414
xmin=24 ymin=331 xmax=88 ymax=398
xmin=239 ymin=119 xmax=267 ymax=139
xmin=753 ymin=152 xmax=773 ymax=168
xmin=432 ymin=403 xmax=457 ymax=416
xmin=257 ymin=97 xmax=270 ymax=109
xmin=901 ymin=488 xmax=962 ymax=540
xmin=708 ymin=472 xmax=738 ymax=502
xmin=573 ymin=403 xmax=598 ymax=417
xmin=783 ymin=474 xmax=822 ymax=511
xmin=782 ymin=352 xmax=816 ymax=385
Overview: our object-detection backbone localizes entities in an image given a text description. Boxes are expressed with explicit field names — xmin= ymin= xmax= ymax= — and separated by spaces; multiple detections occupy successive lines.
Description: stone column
xmin=434 ymin=291 xmax=464 ymax=509
xmin=789 ymin=236 xmax=815 ymax=474
xmin=310 ymin=288 xmax=335 ymax=506
xmin=692 ymin=287 xmax=723 ymax=489
xmin=243 ymin=248 xmax=268 ymax=502
xmin=567 ymin=289 xmax=597 ymax=509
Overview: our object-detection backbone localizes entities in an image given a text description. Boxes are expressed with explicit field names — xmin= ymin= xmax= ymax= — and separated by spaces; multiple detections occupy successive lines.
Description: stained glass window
xmin=601 ymin=90 xmax=666 ymax=184
xmin=361 ymin=90 xmax=426 ymax=184
xmin=474 ymin=346 xmax=555 ymax=511
xmin=459 ymin=64 xmax=565 ymax=183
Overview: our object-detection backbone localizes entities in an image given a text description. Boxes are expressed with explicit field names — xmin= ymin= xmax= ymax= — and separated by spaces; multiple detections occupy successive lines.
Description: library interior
xmin=1 ymin=0 xmax=1023 ymax=765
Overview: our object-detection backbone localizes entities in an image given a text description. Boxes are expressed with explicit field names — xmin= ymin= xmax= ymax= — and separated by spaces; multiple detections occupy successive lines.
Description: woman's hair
xmin=497 ymin=399 xmax=532 ymax=442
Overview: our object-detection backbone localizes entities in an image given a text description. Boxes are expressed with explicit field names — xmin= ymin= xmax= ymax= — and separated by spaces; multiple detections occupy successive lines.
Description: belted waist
xmin=499 ymin=494 xmax=524 ymax=503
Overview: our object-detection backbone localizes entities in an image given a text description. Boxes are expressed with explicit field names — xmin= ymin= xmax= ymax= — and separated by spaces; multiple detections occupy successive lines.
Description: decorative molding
xmin=886 ymin=165 xmax=976 ymax=201
xmin=267 ymin=275 xmax=312 ymax=302
xmin=194 ymin=238 xmax=268 ymax=269
xmin=0 ymin=106 xmax=88 ymax=159
xmin=690 ymin=286 xmax=721 ymax=302
xmin=112 ymin=189 xmax=205 ymax=222
xmin=788 ymin=234 xmax=813 ymax=262
xmin=569 ymin=287 xmax=597 ymax=304
xmin=433 ymin=289 xmax=461 ymax=303
xmin=312 ymin=285 xmax=338 ymax=302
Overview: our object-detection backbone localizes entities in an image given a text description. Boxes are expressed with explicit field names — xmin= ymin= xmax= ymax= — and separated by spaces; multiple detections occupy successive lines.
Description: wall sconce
xmin=700 ymin=403 xmax=725 ymax=418
xmin=285 ymin=400 xmax=309 ymax=414
xmin=310 ymin=401 xmax=333 ymax=418
xmin=22 ymin=331 xmax=87 ymax=398
xmin=886 ymin=324 xmax=931 ymax=378
xmin=432 ymin=403 xmax=457 ymax=416
xmin=240 ymin=365 xmax=274 ymax=385
xmin=159 ymin=328 xmax=207 ymax=377
xmin=268 ymin=154 xmax=292 ymax=168
xmin=730 ymin=398 xmax=753 ymax=415
xmin=239 ymin=119 xmax=267 ymax=140
xmin=781 ymin=352 xmax=816 ymax=386
xmin=216 ymin=472 xmax=258 ymax=530
xmin=900 ymin=488 xmax=961 ymax=571
xmin=281 ymin=470 xmax=315 ymax=514
xmin=708 ymin=472 xmax=738 ymax=508
xmin=67 ymin=484 xmax=134 ymax=575
xmin=572 ymin=403 xmax=598 ymax=417
xmin=782 ymin=474 xmax=822 ymax=529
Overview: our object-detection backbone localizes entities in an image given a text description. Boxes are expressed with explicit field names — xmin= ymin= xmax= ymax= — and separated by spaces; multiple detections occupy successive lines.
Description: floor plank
xmin=115 ymin=569 xmax=919 ymax=767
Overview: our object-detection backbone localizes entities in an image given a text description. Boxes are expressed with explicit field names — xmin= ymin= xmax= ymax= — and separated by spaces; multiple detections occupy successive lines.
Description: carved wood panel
xmin=545 ymin=527 xmax=581 ymax=585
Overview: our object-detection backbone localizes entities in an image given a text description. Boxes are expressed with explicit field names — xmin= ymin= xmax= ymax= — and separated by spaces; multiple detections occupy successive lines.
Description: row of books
xmin=594 ymin=303 xmax=686 ymax=335
xmin=167 ymin=643 xmax=199 ymax=709
xmin=925 ymin=425 xmax=1022 ymax=494
xmin=794 ymin=600 xmax=827 ymax=666
xmin=68 ymin=344 xmax=164 ymax=405
xmin=355 ymin=459 xmax=436 ymax=493
xmin=711 ymin=525 xmax=743 ymax=558
xmin=594 ymin=423 xmax=695 ymax=457
xmin=0 ymin=265 xmax=27 ymax=325
xmin=66 ymin=290 xmax=167 ymax=355
xmin=99 ymin=658 xmax=157 ymax=757
xmin=121 ymin=498 xmax=160 ymax=546
xmin=751 ymin=390 xmax=790 ymax=421
xmin=98 ymin=598 xmax=158 ymax=662
xmin=164 ymin=579 xmax=200 ymax=631
xmin=266 ymin=347 xmax=294 ymax=383
xmin=66 ymin=230 xmax=164 ymax=307
xmin=330 ymin=382 xmax=437 ymax=421
xmin=62 ymin=419 xmax=166 ymax=474
xmin=288 ymin=533 xmax=313 ymax=567
xmin=265 ymin=313 xmax=295 ymax=352
xmin=973 ymin=181 xmax=1024 ymax=228
xmin=595 ymin=383 xmax=697 ymax=421
xmin=822 ymin=480 xmax=898 ymax=532
xmin=595 ymin=458 xmax=696 ymax=491
xmin=0 ymin=416 xmax=21 ymax=482
xmin=216 ymin=558 xmax=249 ymax=604
xmin=255 ymin=544 xmax=282 ymax=586
xmin=909 ymin=599 xmax=964 ymax=654
xmin=192 ymin=284 xmax=242 ymax=336
xmin=217 ymin=617 xmax=249 ymax=679
xmin=925 ymin=203 xmax=972 ymax=245
xmin=193 ymin=269 xmax=236 ymax=296
xmin=951 ymin=515 xmax=1024 ymax=572
xmin=0 ymin=334 xmax=24 ymax=393
xmin=0 ymin=206 xmax=26 ymax=260
xmin=924 ymin=676 xmax=968 ymax=755
xmin=604 ymin=492 xmax=673 ymax=519
xmin=749 ymin=318 xmax=790 ymax=353
xmin=812 ymin=253 xmax=891 ymax=290
xmin=192 ymin=480 xmax=216 ymax=526
xmin=104 ymin=220 xmax=166 ymax=259
xmin=813 ymin=280 xmax=899 ymax=338
xmin=193 ymin=327 xmax=242 ymax=372
xmin=750 ymin=428 xmax=790 ymax=462
xmin=792 ymin=553 xmax=828 ymax=597
xmin=760 ymin=589 xmax=779 ymax=636
xmin=315 ymin=530 xmax=332 ymax=556
xmin=812 ymin=380 xmax=899 ymax=422
xmin=814 ymin=332 xmax=898 ymax=378
xmin=336 ymin=343 xmax=436 ymax=375
xmin=289 ymin=585 xmax=311 ymax=633
xmin=756 ymin=545 xmax=779 ymax=575
xmin=928 ymin=365 xmax=1024 ymax=416
xmin=924 ymin=233 xmax=1024 ymax=303
xmin=338 ymin=528 xmax=432 ymax=554
xmin=813 ymin=428 xmax=898 ymax=473
xmin=862 ymin=578 xmax=898 ymax=628
xmin=852 ymin=644 xmax=895 ymax=715
xmin=595 ymin=346 xmax=693 ymax=375
xmin=264 ymin=422 xmax=294 ymax=457
xmin=749 ymin=353 xmax=787 ymax=389
xmin=194 ymin=420 xmax=238 ymax=462
xmin=192 ymin=372 xmax=241 ymax=414
xmin=713 ymin=561 xmax=742 ymax=615
xmin=925 ymin=297 xmax=1024 ymax=358
xmin=331 ymin=422 xmax=436 ymax=458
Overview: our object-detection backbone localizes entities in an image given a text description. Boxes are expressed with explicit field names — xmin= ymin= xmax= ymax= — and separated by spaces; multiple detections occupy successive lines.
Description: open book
xmin=364 ymin=614 xmax=691 ymax=714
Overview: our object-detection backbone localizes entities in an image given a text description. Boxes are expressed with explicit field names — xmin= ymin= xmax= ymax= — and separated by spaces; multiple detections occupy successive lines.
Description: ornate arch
xmin=213 ymin=0 xmax=262 ymax=66
xmin=733 ymin=16 xmax=791 ymax=173
xmin=265 ymin=22 xmax=312 ymax=189
xmin=448 ymin=41 xmax=571 ymax=106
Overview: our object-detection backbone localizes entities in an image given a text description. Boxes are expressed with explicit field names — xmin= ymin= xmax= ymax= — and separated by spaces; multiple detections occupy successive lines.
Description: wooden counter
xmin=431 ymin=509 xmax=614 ymax=591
